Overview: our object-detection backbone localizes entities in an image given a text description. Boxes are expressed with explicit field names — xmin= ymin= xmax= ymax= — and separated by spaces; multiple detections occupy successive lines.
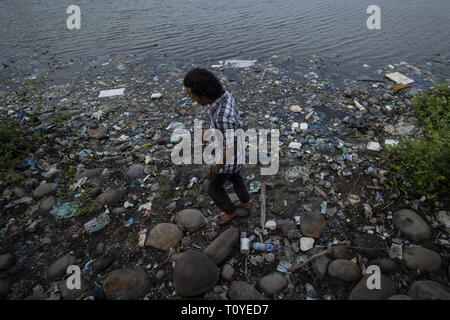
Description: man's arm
xmin=212 ymin=144 xmax=236 ymax=172
xmin=204 ymin=120 xmax=236 ymax=179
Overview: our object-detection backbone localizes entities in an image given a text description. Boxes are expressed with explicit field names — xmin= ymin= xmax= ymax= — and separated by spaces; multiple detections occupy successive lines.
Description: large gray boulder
xmin=349 ymin=274 xmax=396 ymax=300
xmin=95 ymin=188 xmax=123 ymax=207
xmin=174 ymin=250 xmax=219 ymax=297
xmin=258 ymin=272 xmax=288 ymax=296
xmin=403 ymin=247 xmax=442 ymax=273
xmin=328 ymin=259 xmax=361 ymax=282
xmin=103 ymin=268 xmax=151 ymax=300
xmin=126 ymin=164 xmax=144 ymax=179
xmin=228 ymin=281 xmax=265 ymax=300
xmin=58 ymin=278 xmax=89 ymax=300
xmin=393 ymin=209 xmax=431 ymax=242
xmin=204 ymin=227 xmax=239 ymax=265
xmin=408 ymin=281 xmax=450 ymax=300
xmin=47 ymin=254 xmax=77 ymax=281
xmin=33 ymin=183 xmax=58 ymax=199
xmin=175 ymin=209 xmax=207 ymax=232
xmin=145 ymin=223 xmax=183 ymax=251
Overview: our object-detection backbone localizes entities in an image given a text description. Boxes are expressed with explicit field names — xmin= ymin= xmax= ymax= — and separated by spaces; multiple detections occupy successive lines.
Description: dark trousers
xmin=207 ymin=170 xmax=251 ymax=214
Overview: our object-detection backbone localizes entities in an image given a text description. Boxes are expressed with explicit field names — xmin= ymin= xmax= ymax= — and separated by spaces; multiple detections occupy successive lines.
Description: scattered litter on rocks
xmin=0 ymin=51 xmax=449 ymax=300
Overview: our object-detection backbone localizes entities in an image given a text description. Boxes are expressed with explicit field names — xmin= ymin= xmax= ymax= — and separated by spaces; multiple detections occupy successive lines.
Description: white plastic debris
xmin=300 ymin=237 xmax=314 ymax=251
xmin=348 ymin=194 xmax=361 ymax=206
xmin=70 ymin=177 xmax=88 ymax=190
xmin=363 ymin=203 xmax=373 ymax=217
xmin=118 ymin=135 xmax=129 ymax=142
xmin=354 ymin=99 xmax=366 ymax=111
xmin=138 ymin=202 xmax=152 ymax=211
xmin=389 ymin=243 xmax=403 ymax=260
xmin=264 ymin=220 xmax=277 ymax=230
xmin=305 ymin=111 xmax=314 ymax=120
xmin=124 ymin=201 xmax=134 ymax=208
xmin=437 ymin=211 xmax=450 ymax=229
xmin=384 ymin=72 xmax=414 ymax=85
xmin=367 ymin=141 xmax=382 ymax=151
xmin=384 ymin=139 xmax=399 ymax=146
xmin=300 ymin=123 xmax=308 ymax=131
xmin=98 ymin=88 xmax=125 ymax=98
xmin=288 ymin=142 xmax=302 ymax=150
xmin=151 ymin=92 xmax=163 ymax=99
xmin=290 ymin=105 xmax=302 ymax=113
xmin=223 ymin=59 xmax=257 ymax=68
xmin=91 ymin=110 xmax=103 ymax=120
xmin=187 ymin=177 xmax=199 ymax=188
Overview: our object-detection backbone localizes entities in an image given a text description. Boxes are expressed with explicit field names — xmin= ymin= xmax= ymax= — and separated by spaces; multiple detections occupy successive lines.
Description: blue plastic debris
xmin=130 ymin=180 xmax=139 ymax=188
xmin=249 ymin=180 xmax=262 ymax=194
xmin=375 ymin=192 xmax=383 ymax=201
xmin=125 ymin=217 xmax=134 ymax=227
xmin=79 ymin=149 xmax=92 ymax=159
xmin=82 ymin=259 xmax=96 ymax=274
xmin=25 ymin=158 xmax=38 ymax=169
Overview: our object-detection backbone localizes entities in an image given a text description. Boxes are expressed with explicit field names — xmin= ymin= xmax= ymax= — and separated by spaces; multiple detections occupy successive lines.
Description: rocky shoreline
xmin=0 ymin=52 xmax=449 ymax=300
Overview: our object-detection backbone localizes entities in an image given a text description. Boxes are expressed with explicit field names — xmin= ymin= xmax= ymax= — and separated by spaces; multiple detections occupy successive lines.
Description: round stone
xmin=328 ymin=259 xmax=361 ymax=282
xmin=95 ymin=189 xmax=123 ymax=207
xmin=155 ymin=270 xmax=165 ymax=281
xmin=0 ymin=254 xmax=16 ymax=272
xmin=37 ymin=196 xmax=56 ymax=215
xmin=47 ymin=254 xmax=77 ymax=281
xmin=408 ymin=281 xmax=450 ymax=300
xmin=175 ymin=209 xmax=207 ymax=232
xmin=332 ymin=246 xmax=353 ymax=260
xmin=300 ymin=211 xmax=326 ymax=238
xmin=403 ymin=247 xmax=442 ymax=273
xmin=349 ymin=274 xmax=397 ymax=300
xmin=33 ymin=183 xmax=58 ymax=199
xmin=264 ymin=253 xmax=275 ymax=263
xmin=145 ymin=223 xmax=183 ymax=251
xmin=258 ymin=272 xmax=288 ymax=296
xmin=388 ymin=295 xmax=412 ymax=300
xmin=126 ymin=164 xmax=144 ymax=179
xmin=228 ymin=281 xmax=265 ymax=300
xmin=174 ymin=250 xmax=219 ymax=297
xmin=393 ymin=209 xmax=431 ymax=242
xmin=204 ymin=227 xmax=239 ymax=265
xmin=221 ymin=264 xmax=235 ymax=282
xmin=103 ymin=268 xmax=151 ymax=300
xmin=58 ymin=278 xmax=89 ymax=300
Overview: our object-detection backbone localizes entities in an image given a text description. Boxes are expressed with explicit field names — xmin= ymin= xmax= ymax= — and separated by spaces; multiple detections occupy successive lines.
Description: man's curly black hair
xmin=183 ymin=68 xmax=224 ymax=100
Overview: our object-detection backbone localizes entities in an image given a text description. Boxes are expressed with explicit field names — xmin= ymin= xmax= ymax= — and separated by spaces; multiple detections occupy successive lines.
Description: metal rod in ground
xmin=245 ymin=256 xmax=248 ymax=278
xmin=260 ymin=183 xmax=266 ymax=230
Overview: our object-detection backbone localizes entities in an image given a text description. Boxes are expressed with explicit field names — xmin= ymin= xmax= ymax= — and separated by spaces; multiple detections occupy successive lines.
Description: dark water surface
xmin=0 ymin=0 xmax=449 ymax=65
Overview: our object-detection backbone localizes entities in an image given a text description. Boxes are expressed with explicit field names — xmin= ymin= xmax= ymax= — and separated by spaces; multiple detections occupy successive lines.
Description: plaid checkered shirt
xmin=207 ymin=91 xmax=243 ymax=174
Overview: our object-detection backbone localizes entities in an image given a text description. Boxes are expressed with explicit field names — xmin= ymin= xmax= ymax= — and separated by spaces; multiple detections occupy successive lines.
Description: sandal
xmin=216 ymin=211 xmax=239 ymax=225
xmin=233 ymin=200 xmax=252 ymax=210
